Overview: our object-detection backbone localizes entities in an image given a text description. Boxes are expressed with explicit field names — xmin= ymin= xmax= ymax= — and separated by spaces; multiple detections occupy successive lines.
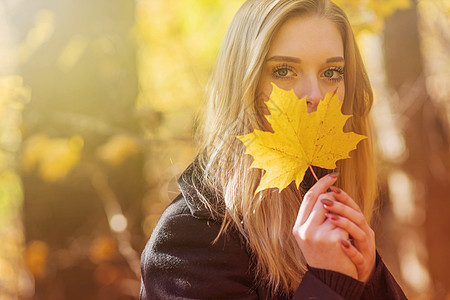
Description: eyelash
xmin=324 ymin=67 xmax=345 ymax=83
xmin=271 ymin=64 xmax=294 ymax=80
xmin=270 ymin=65 xmax=345 ymax=83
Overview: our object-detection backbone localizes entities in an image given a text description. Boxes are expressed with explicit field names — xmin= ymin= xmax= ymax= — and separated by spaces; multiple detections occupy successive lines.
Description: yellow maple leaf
xmin=237 ymin=83 xmax=366 ymax=194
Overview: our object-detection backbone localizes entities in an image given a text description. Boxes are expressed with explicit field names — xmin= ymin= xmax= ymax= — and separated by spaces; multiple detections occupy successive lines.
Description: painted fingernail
xmin=329 ymin=172 xmax=340 ymax=179
xmin=341 ymin=239 xmax=351 ymax=248
xmin=320 ymin=199 xmax=333 ymax=206
xmin=325 ymin=213 xmax=339 ymax=221
xmin=330 ymin=186 xmax=341 ymax=194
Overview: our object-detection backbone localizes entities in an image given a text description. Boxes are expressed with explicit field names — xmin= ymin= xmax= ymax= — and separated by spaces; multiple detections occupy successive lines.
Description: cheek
xmin=255 ymin=77 xmax=275 ymax=132
xmin=256 ymin=79 xmax=273 ymax=115
xmin=337 ymin=82 xmax=345 ymax=102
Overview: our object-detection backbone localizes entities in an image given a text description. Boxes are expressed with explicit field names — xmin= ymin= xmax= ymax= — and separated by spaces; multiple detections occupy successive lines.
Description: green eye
xmin=322 ymin=67 xmax=344 ymax=82
xmin=277 ymin=68 xmax=288 ymax=76
xmin=324 ymin=70 xmax=334 ymax=78
xmin=272 ymin=65 xmax=294 ymax=80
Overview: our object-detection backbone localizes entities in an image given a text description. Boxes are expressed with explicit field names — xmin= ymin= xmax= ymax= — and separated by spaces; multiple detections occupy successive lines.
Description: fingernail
xmin=330 ymin=186 xmax=341 ymax=194
xmin=320 ymin=199 xmax=333 ymax=206
xmin=325 ymin=213 xmax=339 ymax=221
xmin=329 ymin=172 xmax=340 ymax=179
xmin=341 ymin=239 xmax=351 ymax=248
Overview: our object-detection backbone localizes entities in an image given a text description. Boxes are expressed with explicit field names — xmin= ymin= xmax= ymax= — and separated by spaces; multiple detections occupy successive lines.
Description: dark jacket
xmin=140 ymin=161 xmax=408 ymax=299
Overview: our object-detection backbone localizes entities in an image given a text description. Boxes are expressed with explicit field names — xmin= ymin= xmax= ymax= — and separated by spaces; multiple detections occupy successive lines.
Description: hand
xmin=292 ymin=174 xmax=358 ymax=279
xmin=321 ymin=186 xmax=376 ymax=283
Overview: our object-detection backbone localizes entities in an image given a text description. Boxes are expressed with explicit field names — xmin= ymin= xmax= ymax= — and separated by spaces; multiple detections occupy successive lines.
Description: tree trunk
xmin=383 ymin=1 xmax=450 ymax=299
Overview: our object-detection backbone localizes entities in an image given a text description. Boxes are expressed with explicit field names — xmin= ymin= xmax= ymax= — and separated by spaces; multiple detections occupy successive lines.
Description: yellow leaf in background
xmin=22 ymin=134 xmax=49 ymax=173
xmin=368 ymin=0 xmax=410 ymax=19
xmin=22 ymin=134 xmax=84 ymax=182
xmin=57 ymin=34 xmax=88 ymax=72
xmin=40 ymin=136 xmax=84 ymax=182
xmin=90 ymin=236 xmax=116 ymax=264
xmin=25 ymin=240 xmax=49 ymax=278
xmin=237 ymin=84 xmax=366 ymax=194
xmin=0 ymin=76 xmax=31 ymax=111
xmin=96 ymin=135 xmax=139 ymax=166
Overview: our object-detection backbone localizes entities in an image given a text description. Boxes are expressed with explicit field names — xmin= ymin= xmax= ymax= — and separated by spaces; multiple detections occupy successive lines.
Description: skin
xmin=257 ymin=16 xmax=376 ymax=282
xmin=257 ymin=16 xmax=345 ymax=114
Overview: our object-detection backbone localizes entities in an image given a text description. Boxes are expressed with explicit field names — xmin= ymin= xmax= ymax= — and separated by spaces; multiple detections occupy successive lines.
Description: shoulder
xmin=141 ymin=193 xmax=229 ymax=261
xmin=140 ymin=193 xmax=257 ymax=299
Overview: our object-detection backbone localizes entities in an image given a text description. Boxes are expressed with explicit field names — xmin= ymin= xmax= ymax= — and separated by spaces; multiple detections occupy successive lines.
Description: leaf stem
xmin=309 ymin=165 xmax=319 ymax=182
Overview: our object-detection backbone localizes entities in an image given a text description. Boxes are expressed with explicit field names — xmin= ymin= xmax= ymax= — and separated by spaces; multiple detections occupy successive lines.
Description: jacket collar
xmin=177 ymin=158 xmax=224 ymax=220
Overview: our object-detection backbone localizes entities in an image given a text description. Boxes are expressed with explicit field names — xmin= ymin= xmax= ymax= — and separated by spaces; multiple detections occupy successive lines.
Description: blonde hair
xmin=194 ymin=0 xmax=377 ymax=296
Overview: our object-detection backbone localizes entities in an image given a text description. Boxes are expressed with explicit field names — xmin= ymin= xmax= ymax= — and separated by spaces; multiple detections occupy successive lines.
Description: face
xmin=257 ymin=16 xmax=345 ymax=115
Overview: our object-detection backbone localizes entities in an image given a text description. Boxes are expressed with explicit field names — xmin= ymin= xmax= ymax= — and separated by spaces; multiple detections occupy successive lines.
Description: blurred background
xmin=0 ymin=0 xmax=448 ymax=299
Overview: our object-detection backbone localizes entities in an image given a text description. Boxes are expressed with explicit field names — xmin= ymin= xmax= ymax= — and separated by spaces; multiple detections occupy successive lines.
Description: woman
xmin=140 ymin=0 xmax=407 ymax=299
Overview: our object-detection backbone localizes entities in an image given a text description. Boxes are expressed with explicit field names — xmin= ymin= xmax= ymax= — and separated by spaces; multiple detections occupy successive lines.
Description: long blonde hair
xmin=194 ymin=0 xmax=377 ymax=296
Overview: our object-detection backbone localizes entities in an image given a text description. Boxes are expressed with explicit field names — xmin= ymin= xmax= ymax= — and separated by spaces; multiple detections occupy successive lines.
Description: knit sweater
xmin=140 ymin=160 xmax=407 ymax=299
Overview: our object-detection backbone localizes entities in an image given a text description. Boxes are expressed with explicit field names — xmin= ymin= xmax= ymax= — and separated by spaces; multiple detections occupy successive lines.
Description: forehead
xmin=268 ymin=16 xmax=344 ymax=58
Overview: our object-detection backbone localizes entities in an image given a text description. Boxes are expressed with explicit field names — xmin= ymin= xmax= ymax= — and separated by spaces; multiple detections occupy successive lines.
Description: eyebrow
xmin=266 ymin=56 xmax=301 ymax=63
xmin=266 ymin=55 xmax=345 ymax=64
xmin=326 ymin=56 xmax=345 ymax=63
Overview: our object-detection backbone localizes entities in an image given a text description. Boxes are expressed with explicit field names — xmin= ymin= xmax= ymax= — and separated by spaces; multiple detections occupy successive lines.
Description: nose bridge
xmin=293 ymin=75 xmax=322 ymax=106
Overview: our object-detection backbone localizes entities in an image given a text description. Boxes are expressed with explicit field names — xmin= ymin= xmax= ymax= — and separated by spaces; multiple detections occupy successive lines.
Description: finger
xmin=341 ymin=239 xmax=376 ymax=283
xmin=320 ymin=217 xmax=337 ymax=231
xmin=325 ymin=213 xmax=366 ymax=246
xmin=340 ymin=239 xmax=365 ymax=279
xmin=321 ymin=197 xmax=363 ymax=227
xmin=329 ymin=186 xmax=361 ymax=213
xmin=305 ymin=207 xmax=328 ymax=227
xmin=321 ymin=195 xmax=371 ymax=233
xmin=295 ymin=173 xmax=339 ymax=227
xmin=307 ymin=193 xmax=337 ymax=226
